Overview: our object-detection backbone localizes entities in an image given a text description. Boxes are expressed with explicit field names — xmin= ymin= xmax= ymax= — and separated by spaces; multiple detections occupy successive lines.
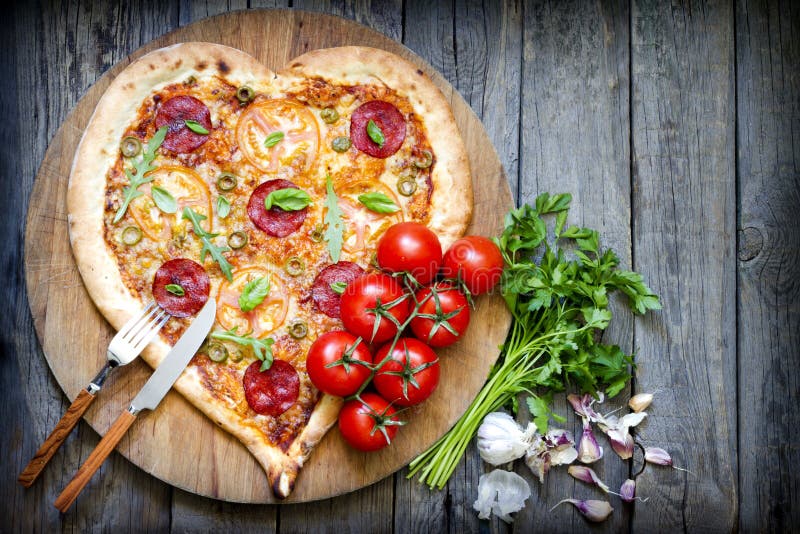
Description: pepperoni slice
xmin=350 ymin=100 xmax=406 ymax=158
xmin=311 ymin=262 xmax=366 ymax=318
xmin=152 ymin=258 xmax=210 ymax=317
xmin=243 ymin=360 xmax=300 ymax=416
xmin=155 ymin=96 xmax=212 ymax=153
xmin=247 ymin=179 xmax=308 ymax=237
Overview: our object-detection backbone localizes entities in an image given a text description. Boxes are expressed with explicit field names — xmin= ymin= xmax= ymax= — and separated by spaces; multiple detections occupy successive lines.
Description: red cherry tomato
xmin=409 ymin=284 xmax=470 ymax=347
xmin=376 ymin=222 xmax=442 ymax=285
xmin=340 ymin=273 xmax=411 ymax=343
xmin=441 ymin=236 xmax=504 ymax=295
xmin=373 ymin=338 xmax=440 ymax=407
xmin=338 ymin=392 xmax=400 ymax=452
xmin=307 ymin=331 xmax=373 ymax=397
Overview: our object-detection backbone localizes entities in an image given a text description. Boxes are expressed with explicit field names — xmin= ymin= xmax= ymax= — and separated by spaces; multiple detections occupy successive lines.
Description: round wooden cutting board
xmin=24 ymin=9 xmax=512 ymax=503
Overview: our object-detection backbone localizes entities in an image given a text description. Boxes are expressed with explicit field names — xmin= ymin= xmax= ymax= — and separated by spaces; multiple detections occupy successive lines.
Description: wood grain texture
xmin=513 ymin=1 xmax=633 ymax=531
xmin=631 ymin=0 xmax=738 ymax=531
xmin=736 ymin=0 xmax=800 ymax=531
xmin=23 ymin=8 xmax=512 ymax=506
xmin=55 ymin=410 xmax=138 ymax=513
xmin=18 ymin=388 xmax=97 ymax=488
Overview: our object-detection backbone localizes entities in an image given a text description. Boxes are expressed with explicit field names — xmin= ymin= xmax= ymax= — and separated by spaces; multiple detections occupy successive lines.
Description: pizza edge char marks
xmin=67 ymin=43 xmax=472 ymax=500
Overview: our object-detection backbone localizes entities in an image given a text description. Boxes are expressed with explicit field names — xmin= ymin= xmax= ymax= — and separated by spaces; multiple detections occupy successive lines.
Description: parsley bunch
xmin=408 ymin=193 xmax=661 ymax=489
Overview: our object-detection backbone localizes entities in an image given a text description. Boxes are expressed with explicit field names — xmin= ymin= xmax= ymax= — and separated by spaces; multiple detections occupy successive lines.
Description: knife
xmin=54 ymin=298 xmax=216 ymax=512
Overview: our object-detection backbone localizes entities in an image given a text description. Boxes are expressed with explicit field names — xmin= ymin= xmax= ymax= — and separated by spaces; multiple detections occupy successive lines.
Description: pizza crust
xmin=276 ymin=46 xmax=473 ymax=249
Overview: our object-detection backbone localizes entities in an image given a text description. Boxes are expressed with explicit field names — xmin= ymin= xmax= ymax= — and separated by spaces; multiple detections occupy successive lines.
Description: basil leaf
xmin=264 ymin=131 xmax=284 ymax=148
xmin=323 ymin=175 xmax=344 ymax=263
xmin=329 ymin=281 xmax=347 ymax=295
xmin=366 ymin=120 xmax=385 ymax=147
xmin=239 ymin=277 xmax=271 ymax=312
xmin=264 ymin=188 xmax=311 ymax=211
xmin=184 ymin=119 xmax=209 ymax=135
xmin=151 ymin=186 xmax=178 ymax=214
xmin=216 ymin=196 xmax=231 ymax=218
xmin=358 ymin=191 xmax=400 ymax=214
xmin=165 ymin=284 xmax=185 ymax=297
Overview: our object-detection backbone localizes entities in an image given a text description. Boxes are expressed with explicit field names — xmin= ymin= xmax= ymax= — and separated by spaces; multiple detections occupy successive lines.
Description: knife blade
xmin=54 ymin=298 xmax=216 ymax=512
xmin=129 ymin=299 xmax=216 ymax=413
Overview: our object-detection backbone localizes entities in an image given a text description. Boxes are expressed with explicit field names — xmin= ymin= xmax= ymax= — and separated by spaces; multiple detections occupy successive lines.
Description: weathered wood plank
xmin=514 ymin=1 xmax=633 ymax=531
xmin=736 ymin=0 xmax=800 ymax=531
xmin=630 ymin=0 xmax=737 ymax=531
xmin=396 ymin=1 xmax=521 ymax=533
xmin=2 ymin=1 xmax=177 ymax=532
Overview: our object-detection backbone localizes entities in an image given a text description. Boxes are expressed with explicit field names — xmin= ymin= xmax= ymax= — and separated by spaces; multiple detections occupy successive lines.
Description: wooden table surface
xmin=1 ymin=1 xmax=797 ymax=532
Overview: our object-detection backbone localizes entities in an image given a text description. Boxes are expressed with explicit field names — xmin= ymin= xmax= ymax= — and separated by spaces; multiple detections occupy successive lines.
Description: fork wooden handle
xmin=18 ymin=388 xmax=97 ymax=488
xmin=54 ymin=409 xmax=137 ymax=512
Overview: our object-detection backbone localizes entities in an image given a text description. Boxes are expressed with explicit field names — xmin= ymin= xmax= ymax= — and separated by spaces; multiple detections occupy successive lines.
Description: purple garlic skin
xmin=644 ymin=447 xmax=673 ymax=466
xmin=567 ymin=465 xmax=609 ymax=493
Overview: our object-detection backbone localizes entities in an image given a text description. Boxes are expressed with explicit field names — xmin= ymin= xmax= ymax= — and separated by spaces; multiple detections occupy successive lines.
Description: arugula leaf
xmin=211 ymin=327 xmax=274 ymax=371
xmin=264 ymin=188 xmax=311 ymax=211
xmin=184 ymin=120 xmax=209 ymax=135
xmin=113 ymin=126 xmax=168 ymax=223
xmin=264 ymin=131 xmax=284 ymax=148
xmin=323 ymin=175 xmax=344 ymax=263
xmin=216 ymin=196 xmax=231 ymax=218
xmin=181 ymin=207 xmax=233 ymax=282
xmin=366 ymin=120 xmax=384 ymax=147
xmin=358 ymin=192 xmax=400 ymax=214
xmin=239 ymin=277 xmax=270 ymax=312
xmin=151 ymin=186 xmax=177 ymax=214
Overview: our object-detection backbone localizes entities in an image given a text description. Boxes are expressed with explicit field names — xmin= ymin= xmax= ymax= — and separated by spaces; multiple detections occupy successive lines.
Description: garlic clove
xmin=577 ymin=419 xmax=603 ymax=463
xmin=551 ymin=499 xmax=614 ymax=523
xmin=607 ymin=428 xmax=634 ymax=459
xmin=644 ymin=446 xmax=672 ymax=466
xmin=567 ymin=465 xmax=609 ymax=493
xmin=628 ymin=393 xmax=654 ymax=412
xmin=620 ymin=479 xmax=636 ymax=502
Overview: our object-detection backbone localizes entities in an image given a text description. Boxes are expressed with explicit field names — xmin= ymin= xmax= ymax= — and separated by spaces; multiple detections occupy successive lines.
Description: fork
xmin=18 ymin=302 xmax=169 ymax=487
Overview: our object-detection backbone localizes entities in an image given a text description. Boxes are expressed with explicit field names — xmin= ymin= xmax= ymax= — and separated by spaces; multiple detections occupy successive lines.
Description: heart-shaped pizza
xmin=67 ymin=42 xmax=471 ymax=498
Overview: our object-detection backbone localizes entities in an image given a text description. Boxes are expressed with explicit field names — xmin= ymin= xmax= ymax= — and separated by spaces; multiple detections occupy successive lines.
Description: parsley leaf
xmin=181 ymin=207 xmax=233 ymax=282
xmin=113 ymin=126 xmax=168 ymax=223
xmin=323 ymin=175 xmax=344 ymax=263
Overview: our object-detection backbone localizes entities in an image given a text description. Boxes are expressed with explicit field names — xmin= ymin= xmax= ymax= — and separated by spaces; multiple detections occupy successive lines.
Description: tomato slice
xmin=129 ymin=165 xmax=211 ymax=241
xmin=235 ymin=99 xmax=319 ymax=174
xmin=334 ymin=182 xmax=404 ymax=255
xmin=216 ymin=267 xmax=289 ymax=337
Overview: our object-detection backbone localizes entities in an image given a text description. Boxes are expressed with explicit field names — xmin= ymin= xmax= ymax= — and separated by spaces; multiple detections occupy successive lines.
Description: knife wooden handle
xmin=54 ymin=409 xmax=137 ymax=512
xmin=18 ymin=388 xmax=97 ymax=488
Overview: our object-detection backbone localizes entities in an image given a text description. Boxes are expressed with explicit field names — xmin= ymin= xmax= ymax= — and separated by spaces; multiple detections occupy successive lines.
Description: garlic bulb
xmin=477 ymin=412 xmax=536 ymax=465
xmin=473 ymin=469 xmax=531 ymax=523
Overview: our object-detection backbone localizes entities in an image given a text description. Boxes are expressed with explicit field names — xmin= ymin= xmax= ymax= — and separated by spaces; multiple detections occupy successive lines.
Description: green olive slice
xmin=227 ymin=231 xmax=248 ymax=249
xmin=413 ymin=149 xmax=433 ymax=168
xmin=285 ymin=256 xmax=305 ymax=277
xmin=332 ymin=136 xmax=352 ymax=153
xmin=397 ymin=175 xmax=418 ymax=196
xmin=229 ymin=347 xmax=245 ymax=363
xmin=216 ymin=173 xmax=238 ymax=192
xmin=320 ymin=107 xmax=339 ymax=124
xmin=288 ymin=320 xmax=308 ymax=339
xmin=206 ymin=341 xmax=228 ymax=363
xmin=121 ymin=226 xmax=142 ymax=246
xmin=120 ymin=136 xmax=142 ymax=158
xmin=236 ymin=86 xmax=255 ymax=103
xmin=310 ymin=225 xmax=325 ymax=243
